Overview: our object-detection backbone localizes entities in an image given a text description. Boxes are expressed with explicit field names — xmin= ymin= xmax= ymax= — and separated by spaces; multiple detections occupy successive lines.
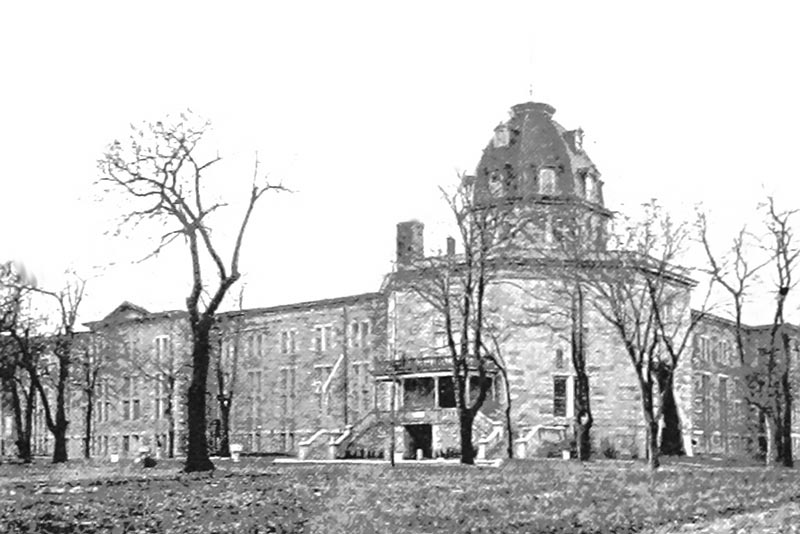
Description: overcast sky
xmin=1 ymin=1 xmax=799 ymax=324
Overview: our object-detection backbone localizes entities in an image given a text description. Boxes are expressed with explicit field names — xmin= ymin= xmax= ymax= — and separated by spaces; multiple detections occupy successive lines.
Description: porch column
xmin=434 ymin=376 xmax=440 ymax=408
xmin=398 ymin=379 xmax=404 ymax=408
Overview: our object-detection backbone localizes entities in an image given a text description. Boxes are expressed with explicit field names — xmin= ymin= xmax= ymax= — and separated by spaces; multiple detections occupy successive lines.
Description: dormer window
xmin=585 ymin=174 xmax=595 ymax=201
xmin=488 ymin=172 xmax=503 ymax=196
xmin=538 ymin=168 xmax=556 ymax=194
xmin=573 ymin=129 xmax=584 ymax=152
xmin=575 ymin=170 xmax=587 ymax=198
xmin=493 ymin=124 xmax=510 ymax=148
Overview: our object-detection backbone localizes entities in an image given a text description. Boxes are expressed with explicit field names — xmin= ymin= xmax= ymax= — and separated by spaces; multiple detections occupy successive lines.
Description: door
xmin=404 ymin=424 xmax=432 ymax=459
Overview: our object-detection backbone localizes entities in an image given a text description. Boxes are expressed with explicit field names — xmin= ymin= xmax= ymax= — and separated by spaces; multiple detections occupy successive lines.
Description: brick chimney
xmin=446 ymin=236 xmax=456 ymax=257
xmin=396 ymin=220 xmax=424 ymax=265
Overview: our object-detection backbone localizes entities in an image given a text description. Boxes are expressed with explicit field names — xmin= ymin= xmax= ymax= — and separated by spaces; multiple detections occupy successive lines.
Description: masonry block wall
xmin=69 ymin=308 xmax=192 ymax=460
xmin=210 ymin=293 xmax=387 ymax=455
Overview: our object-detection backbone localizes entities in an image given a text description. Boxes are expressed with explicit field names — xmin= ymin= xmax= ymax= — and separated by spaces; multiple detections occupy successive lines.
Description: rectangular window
xmin=281 ymin=331 xmax=289 ymax=354
xmin=433 ymin=331 xmax=448 ymax=355
xmin=155 ymin=336 xmax=170 ymax=367
xmin=314 ymin=326 xmax=328 ymax=354
xmin=719 ymin=376 xmax=728 ymax=431
xmin=553 ymin=377 xmax=568 ymax=417
xmin=350 ymin=321 xmax=360 ymax=348
xmin=154 ymin=375 xmax=169 ymax=420
xmin=122 ymin=435 xmax=130 ymax=454
xmin=438 ymin=376 xmax=456 ymax=408
xmin=280 ymin=367 xmax=295 ymax=417
xmin=361 ymin=321 xmax=371 ymax=348
xmin=701 ymin=374 xmax=711 ymax=431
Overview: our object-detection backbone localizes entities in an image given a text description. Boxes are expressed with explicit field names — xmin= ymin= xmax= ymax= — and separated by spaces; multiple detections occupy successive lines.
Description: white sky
xmin=1 ymin=1 xmax=799 ymax=324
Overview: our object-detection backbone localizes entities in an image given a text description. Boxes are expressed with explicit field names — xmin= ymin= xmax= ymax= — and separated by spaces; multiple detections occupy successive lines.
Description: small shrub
xmin=534 ymin=437 xmax=574 ymax=458
xmin=600 ymin=438 xmax=618 ymax=459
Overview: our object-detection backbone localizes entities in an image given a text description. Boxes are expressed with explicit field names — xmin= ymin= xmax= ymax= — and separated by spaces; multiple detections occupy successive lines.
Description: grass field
xmin=0 ymin=456 xmax=798 ymax=533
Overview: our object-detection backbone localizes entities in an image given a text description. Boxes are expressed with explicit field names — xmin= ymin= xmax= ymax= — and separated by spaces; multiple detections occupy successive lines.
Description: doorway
xmin=404 ymin=424 xmax=432 ymax=459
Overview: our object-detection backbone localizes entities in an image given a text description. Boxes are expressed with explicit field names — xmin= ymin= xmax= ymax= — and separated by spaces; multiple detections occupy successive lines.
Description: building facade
xmin=3 ymin=100 xmax=797 ymax=462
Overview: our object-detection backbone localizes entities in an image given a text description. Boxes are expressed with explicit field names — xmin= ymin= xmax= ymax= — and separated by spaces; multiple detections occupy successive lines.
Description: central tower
xmin=473 ymin=101 xmax=611 ymax=252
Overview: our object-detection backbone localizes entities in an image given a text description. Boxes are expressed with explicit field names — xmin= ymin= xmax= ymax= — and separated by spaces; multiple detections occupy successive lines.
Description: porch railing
xmin=374 ymin=355 xmax=498 ymax=377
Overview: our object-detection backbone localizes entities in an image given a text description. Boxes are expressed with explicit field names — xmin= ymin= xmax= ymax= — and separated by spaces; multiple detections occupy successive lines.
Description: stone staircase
xmin=298 ymin=411 xmax=387 ymax=460
xmin=514 ymin=424 xmax=569 ymax=458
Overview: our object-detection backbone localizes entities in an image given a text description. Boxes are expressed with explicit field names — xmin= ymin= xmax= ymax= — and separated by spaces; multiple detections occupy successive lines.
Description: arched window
xmin=555 ymin=348 xmax=565 ymax=369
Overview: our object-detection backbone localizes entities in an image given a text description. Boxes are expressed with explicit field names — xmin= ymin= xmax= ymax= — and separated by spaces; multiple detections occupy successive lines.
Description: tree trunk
xmin=166 ymin=378 xmax=176 ymax=458
xmin=574 ymin=374 xmax=593 ymax=461
xmin=494 ymin=365 xmax=513 ymax=459
xmin=168 ymin=428 xmax=176 ymax=459
xmin=51 ymin=357 xmax=70 ymax=464
xmin=639 ymin=381 xmax=660 ymax=470
xmin=218 ymin=401 xmax=231 ymax=457
xmin=781 ymin=373 xmax=793 ymax=467
xmin=83 ymin=392 xmax=93 ymax=459
xmin=459 ymin=410 xmax=475 ymax=465
xmin=21 ymin=380 xmax=35 ymax=463
xmin=780 ymin=333 xmax=793 ymax=467
xmin=9 ymin=378 xmax=33 ymax=463
xmin=656 ymin=366 xmax=685 ymax=456
xmin=764 ymin=415 xmax=778 ymax=467
xmin=575 ymin=416 xmax=593 ymax=462
xmin=52 ymin=420 xmax=68 ymax=463
xmin=572 ymin=285 xmax=592 ymax=461
xmin=184 ymin=322 xmax=215 ymax=472
xmin=646 ymin=419 xmax=660 ymax=470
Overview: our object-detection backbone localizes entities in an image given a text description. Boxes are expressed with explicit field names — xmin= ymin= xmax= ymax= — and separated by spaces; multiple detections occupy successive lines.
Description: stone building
xmin=4 ymin=100 xmax=797 ymax=462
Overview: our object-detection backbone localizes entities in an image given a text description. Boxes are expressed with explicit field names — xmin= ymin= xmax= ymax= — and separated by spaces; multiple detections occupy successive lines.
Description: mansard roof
xmin=474 ymin=101 xmax=603 ymax=205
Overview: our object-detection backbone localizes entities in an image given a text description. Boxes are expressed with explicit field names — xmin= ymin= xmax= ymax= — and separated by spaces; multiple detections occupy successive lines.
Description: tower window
xmin=488 ymin=172 xmax=504 ymax=197
xmin=493 ymin=125 xmax=510 ymax=148
xmin=538 ymin=168 xmax=556 ymax=194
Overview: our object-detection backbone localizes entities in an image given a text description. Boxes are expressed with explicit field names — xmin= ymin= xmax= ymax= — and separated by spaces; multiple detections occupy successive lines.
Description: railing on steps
xmin=477 ymin=423 xmax=504 ymax=460
xmin=328 ymin=425 xmax=353 ymax=459
xmin=514 ymin=425 xmax=568 ymax=459
xmin=297 ymin=429 xmax=330 ymax=460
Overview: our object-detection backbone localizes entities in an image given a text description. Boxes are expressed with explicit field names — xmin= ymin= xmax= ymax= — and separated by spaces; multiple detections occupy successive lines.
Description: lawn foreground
xmin=0 ymin=457 xmax=799 ymax=533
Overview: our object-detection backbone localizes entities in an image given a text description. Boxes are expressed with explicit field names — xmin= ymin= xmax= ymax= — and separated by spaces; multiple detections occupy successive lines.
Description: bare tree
xmin=503 ymin=201 xmax=599 ymax=461
xmin=587 ymin=202 xmax=694 ymax=469
xmin=482 ymin=327 xmax=513 ymax=459
xmin=698 ymin=207 xmax=788 ymax=465
xmin=761 ymin=197 xmax=798 ymax=467
xmin=211 ymin=287 xmax=247 ymax=457
xmin=98 ymin=113 xmax=283 ymax=472
xmin=0 ymin=262 xmax=39 ymax=462
xmin=400 ymin=176 xmax=515 ymax=464
xmin=73 ymin=332 xmax=105 ymax=459
xmin=29 ymin=278 xmax=86 ymax=463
